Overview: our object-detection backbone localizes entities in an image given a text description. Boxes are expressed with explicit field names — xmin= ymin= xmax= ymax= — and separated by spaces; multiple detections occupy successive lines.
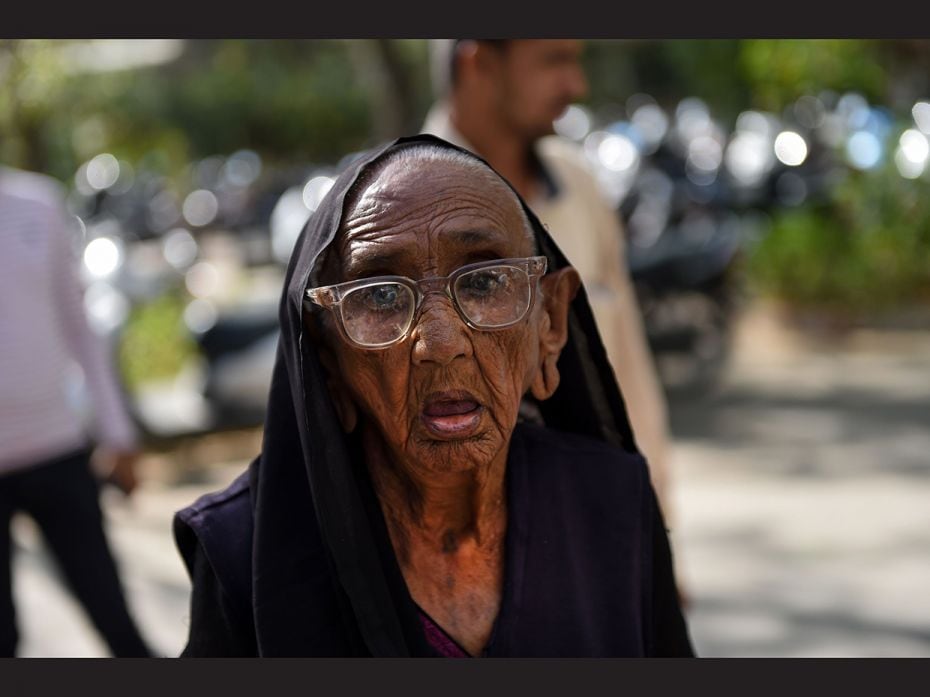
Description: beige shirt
xmin=422 ymin=105 xmax=672 ymax=505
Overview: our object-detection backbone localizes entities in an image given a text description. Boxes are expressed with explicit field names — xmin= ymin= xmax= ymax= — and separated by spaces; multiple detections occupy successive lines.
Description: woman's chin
xmin=406 ymin=417 xmax=502 ymax=474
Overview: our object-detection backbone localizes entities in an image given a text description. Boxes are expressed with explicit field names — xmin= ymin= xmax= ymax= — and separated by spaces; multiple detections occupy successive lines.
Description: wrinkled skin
xmin=312 ymin=154 xmax=579 ymax=655
xmin=330 ymin=163 xmax=538 ymax=481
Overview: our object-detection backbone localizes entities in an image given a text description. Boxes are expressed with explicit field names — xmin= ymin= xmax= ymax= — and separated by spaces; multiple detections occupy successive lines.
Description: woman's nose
xmin=410 ymin=296 xmax=473 ymax=366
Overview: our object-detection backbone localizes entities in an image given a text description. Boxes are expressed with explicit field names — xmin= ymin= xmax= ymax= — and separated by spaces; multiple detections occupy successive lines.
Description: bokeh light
xmin=554 ymin=104 xmax=592 ymax=141
xmin=85 ymin=153 xmax=120 ymax=191
xmin=183 ymin=298 xmax=219 ymax=334
xmin=894 ymin=129 xmax=929 ymax=179
xmin=221 ymin=150 xmax=262 ymax=188
xmin=688 ymin=135 xmax=723 ymax=173
xmin=912 ymin=101 xmax=930 ymax=134
xmin=162 ymin=228 xmax=199 ymax=270
xmin=83 ymin=280 xmax=130 ymax=334
xmin=302 ymin=176 xmax=336 ymax=212
xmin=837 ymin=92 xmax=870 ymax=130
xmin=726 ymin=131 xmax=773 ymax=185
xmin=271 ymin=187 xmax=310 ymax=264
xmin=630 ymin=102 xmax=668 ymax=153
xmin=182 ymin=189 xmax=219 ymax=227
xmin=773 ymin=131 xmax=808 ymax=167
xmin=83 ymin=237 xmax=122 ymax=278
xmin=185 ymin=261 xmax=220 ymax=298
xmin=898 ymin=129 xmax=929 ymax=165
xmin=597 ymin=133 xmax=639 ymax=173
xmin=675 ymin=97 xmax=713 ymax=144
xmin=846 ymin=131 xmax=883 ymax=170
xmin=894 ymin=148 xmax=926 ymax=179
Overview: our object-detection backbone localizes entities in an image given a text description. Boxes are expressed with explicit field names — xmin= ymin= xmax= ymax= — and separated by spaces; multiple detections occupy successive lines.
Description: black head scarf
xmin=249 ymin=134 xmax=639 ymax=656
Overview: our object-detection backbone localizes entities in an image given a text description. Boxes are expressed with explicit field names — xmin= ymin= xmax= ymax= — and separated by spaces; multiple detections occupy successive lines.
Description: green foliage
xmin=650 ymin=40 xmax=750 ymax=120
xmin=749 ymin=163 xmax=930 ymax=313
xmin=152 ymin=40 xmax=372 ymax=164
xmin=582 ymin=40 xmax=749 ymax=121
xmin=1 ymin=40 xmax=376 ymax=180
xmin=739 ymin=40 xmax=887 ymax=111
xmin=1 ymin=39 xmax=906 ymax=178
xmin=118 ymin=292 xmax=197 ymax=391
xmin=582 ymin=39 xmax=894 ymax=125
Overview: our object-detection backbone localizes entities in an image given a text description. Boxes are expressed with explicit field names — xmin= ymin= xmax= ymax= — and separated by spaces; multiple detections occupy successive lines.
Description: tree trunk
xmin=345 ymin=39 xmax=418 ymax=142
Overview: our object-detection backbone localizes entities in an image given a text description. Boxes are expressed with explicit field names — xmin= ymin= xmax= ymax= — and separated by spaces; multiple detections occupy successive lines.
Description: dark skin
xmin=314 ymin=156 xmax=580 ymax=655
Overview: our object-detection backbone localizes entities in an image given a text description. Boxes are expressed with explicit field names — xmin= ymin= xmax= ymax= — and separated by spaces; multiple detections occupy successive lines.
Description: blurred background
xmin=2 ymin=38 xmax=929 ymax=656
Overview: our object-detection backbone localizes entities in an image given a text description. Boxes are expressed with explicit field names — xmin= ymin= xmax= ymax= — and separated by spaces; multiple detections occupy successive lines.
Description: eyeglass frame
xmin=304 ymin=255 xmax=549 ymax=350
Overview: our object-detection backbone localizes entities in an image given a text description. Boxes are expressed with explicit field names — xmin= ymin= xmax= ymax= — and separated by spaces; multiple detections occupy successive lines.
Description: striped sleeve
xmin=49 ymin=200 xmax=139 ymax=451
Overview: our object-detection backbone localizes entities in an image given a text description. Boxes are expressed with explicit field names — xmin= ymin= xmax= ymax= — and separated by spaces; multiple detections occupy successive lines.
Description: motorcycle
xmin=572 ymin=92 xmax=859 ymax=394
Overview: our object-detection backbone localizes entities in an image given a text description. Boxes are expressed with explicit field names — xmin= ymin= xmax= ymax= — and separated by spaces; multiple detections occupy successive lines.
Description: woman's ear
xmin=306 ymin=313 xmax=358 ymax=433
xmin=530 ymin=266 xmax=581 ymax=401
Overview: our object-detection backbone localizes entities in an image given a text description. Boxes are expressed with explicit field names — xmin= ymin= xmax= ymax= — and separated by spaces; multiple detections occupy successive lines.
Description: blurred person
xmin=174 ymin=136 xmax=693 ymax=656
xmin=0 ymin=165 xmax=152 ymax=656
xmin=422 ymin=39 xmax=676 ymax=522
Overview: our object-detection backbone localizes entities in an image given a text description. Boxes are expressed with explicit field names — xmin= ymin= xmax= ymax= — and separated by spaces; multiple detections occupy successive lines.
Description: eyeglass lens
xmin=339 ymin=265 xmax=532 ymax=346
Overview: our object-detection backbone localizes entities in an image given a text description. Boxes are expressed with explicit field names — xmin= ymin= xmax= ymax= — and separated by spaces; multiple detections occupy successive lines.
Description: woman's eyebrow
xmin=345 ymin=249 xmax=409 ymax=278
xmin=450 ymin=229 xmax=508 ymax=247
xmin=343 ymin=229 xmax=511 ymax=277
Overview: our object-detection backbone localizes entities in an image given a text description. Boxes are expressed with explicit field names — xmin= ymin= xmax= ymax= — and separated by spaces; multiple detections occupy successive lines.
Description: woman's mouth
xmin=420 ymin=391 xmax=484 ymax=438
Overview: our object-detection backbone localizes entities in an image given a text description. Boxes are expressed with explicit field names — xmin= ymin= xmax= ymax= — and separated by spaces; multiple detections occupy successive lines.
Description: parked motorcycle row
xmin=68 ymin=91 xmax=930 ymax=438
xmin=558 ymin=90 xmax=926 ymax=393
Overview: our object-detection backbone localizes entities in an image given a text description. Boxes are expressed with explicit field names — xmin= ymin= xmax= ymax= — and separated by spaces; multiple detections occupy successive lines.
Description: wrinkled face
xmin=491 ymin=39 xmax=588 ymax=141
xmin=319 ymin=157 xmax=543 ymax=477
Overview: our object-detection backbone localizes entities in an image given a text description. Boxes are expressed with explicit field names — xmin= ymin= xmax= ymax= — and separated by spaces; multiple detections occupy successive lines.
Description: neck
xmin=362 ymin=425 xmax=508 ymax=563
xmin=448 ymin=97 xmax=540 ymax=203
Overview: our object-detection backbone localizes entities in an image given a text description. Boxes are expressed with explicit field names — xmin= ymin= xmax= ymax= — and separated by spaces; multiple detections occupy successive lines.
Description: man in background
xmin=0 ymin=164 xmax=152 ymax=656
xmin=422 ymin=39 xmax=676 ymax=520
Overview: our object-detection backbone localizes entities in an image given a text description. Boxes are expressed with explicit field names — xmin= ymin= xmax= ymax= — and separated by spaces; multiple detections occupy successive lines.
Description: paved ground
xmin=10 ymin=303 xmax=930 ymax=657
xmin=11 ymin=432 xmax=259 ymax=657
xmin=669 ymin=305 xmax=930 ymax=656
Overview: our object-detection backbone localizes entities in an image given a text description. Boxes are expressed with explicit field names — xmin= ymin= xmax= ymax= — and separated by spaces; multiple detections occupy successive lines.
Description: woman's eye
xmin=366 ymin=284 xmax=400 ymax=309
xmin=463 ymin=270 xmax=504 ymax=295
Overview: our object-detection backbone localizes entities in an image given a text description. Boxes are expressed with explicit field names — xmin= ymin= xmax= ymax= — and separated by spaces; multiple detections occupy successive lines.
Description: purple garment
xmin=417 ymin=610 xmax=470 ymax=658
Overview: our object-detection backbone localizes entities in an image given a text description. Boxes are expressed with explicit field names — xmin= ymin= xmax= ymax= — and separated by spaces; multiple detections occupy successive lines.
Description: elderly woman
xmin=174 ymin=135 xmax=693 ymax=657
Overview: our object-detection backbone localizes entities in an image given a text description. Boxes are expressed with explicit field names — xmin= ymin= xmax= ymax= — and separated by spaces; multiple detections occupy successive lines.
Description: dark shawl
xmin=174 ymin=134 xmax=694 ymax=657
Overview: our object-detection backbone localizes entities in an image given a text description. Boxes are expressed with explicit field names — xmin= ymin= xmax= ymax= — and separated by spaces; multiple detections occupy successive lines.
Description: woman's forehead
xmin=334 ymin=157 xmax=532 ymax=276
xmin=352 ymin=156 xmax=519 ymax=220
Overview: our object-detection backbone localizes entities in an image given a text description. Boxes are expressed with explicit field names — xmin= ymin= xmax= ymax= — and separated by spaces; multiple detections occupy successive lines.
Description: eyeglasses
xmin=305 ymin=256 xmax=547 ymax=349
